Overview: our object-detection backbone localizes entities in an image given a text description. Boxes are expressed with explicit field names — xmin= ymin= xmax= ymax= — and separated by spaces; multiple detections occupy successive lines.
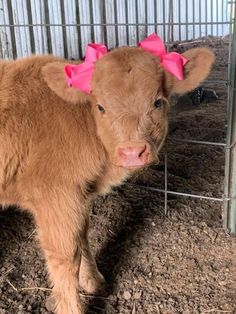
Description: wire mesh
xmin=0 ymin=0 xmax=234 ymax=231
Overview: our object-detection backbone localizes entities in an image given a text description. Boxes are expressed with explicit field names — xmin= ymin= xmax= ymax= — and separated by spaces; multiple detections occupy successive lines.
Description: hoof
xmin=79 ymin=271 xmax=107 ymax=295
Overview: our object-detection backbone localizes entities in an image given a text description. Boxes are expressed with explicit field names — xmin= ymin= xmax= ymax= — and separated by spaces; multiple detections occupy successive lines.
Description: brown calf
xmin=0 ymin=46 xmax=214 ymax=313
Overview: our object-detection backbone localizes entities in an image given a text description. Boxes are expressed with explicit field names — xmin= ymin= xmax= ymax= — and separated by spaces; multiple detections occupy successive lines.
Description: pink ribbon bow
xmin=65 ymin=43 xmax=108 ymax=93
xmin=65 ymin=33 xmax=188 ymax=93
xmin=138 ymin=33 xmax=188 ymax=80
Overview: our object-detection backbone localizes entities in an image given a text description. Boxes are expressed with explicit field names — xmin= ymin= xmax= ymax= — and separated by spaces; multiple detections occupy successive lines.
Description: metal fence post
xmin=224 ymin=2 xmax=236 ymax=233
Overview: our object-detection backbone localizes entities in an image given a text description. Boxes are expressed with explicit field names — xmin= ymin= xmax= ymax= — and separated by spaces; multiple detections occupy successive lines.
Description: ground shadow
xmin=86 ymin=180 xmax=166 ymax=313
xmin=0 ymin=207 xmax=33 ymax=265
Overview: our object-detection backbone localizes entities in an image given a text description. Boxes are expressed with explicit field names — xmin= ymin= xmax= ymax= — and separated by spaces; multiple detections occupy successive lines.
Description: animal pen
xmin=0 ymin=0 xmax=235 ymax=233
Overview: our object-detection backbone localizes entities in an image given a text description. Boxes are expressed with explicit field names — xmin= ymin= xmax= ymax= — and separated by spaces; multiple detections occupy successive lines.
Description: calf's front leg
xmin=79 ymin=219 xmax=106 ymax=294
xmin=34 ymin=193 xmax=85 ymax=314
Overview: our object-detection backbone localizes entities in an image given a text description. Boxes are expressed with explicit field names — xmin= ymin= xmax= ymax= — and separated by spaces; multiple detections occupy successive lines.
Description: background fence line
xmin=0 ymin=0 xmax=230 ymax=60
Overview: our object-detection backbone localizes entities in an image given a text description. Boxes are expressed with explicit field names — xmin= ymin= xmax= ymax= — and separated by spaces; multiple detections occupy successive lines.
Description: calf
xmin=0 ymin=42 xmax=214 ymax=313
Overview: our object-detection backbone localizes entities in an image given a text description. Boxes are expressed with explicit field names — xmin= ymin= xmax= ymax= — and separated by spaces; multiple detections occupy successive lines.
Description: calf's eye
xmin=154 ymin=99 xmax=162 ymax=109
xmin=97 ymin=104 xmax=105 ymax=113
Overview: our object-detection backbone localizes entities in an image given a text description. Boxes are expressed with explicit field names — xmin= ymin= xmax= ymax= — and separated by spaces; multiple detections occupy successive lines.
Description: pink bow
xmin=138 ymin=33 xmax=188 ymax=80
xmin=65 ymin=33 xmax=188 ymax=93
xmin=65 ymin=43 xmax=108 ymax=93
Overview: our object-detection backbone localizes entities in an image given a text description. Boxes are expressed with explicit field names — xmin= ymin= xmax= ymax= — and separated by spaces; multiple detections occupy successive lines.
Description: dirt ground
xmin=0 ymin=37 xmax=236 ymax=314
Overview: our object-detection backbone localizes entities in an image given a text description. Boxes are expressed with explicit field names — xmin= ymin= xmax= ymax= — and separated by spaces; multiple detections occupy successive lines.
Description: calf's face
xmin=91 ymin=48 xmax=168 ymax=168
xmin=43 ymin=46 xmax=214 ymax=169
xmin=90 ymin=47 xmax=214 ymax=169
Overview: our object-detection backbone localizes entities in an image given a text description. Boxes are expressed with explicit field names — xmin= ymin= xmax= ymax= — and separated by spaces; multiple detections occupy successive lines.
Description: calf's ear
xmin=42 ymin=61 xmax=91 ymax=104
xmin=167 ymin=48 xmax=215 ymax=95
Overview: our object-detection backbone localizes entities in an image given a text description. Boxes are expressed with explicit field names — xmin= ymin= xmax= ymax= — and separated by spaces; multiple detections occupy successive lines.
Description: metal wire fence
xmin=0 ymin=0 xmax=230 ymax=59
xmin=0 ymin=0 xmax=235 ymax=232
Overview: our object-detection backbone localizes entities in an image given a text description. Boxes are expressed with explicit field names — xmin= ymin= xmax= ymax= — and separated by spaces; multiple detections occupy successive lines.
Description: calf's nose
xmin=117 ymin=144 xmax=149 ymax=167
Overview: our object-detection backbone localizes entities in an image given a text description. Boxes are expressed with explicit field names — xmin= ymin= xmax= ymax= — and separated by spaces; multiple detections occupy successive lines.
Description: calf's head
xmin=43 ymin=47 xmax=214 ymax=169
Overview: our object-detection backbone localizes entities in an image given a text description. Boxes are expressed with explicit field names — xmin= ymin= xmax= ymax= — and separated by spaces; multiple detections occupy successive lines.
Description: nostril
xmin=138 ymin=145 xmax=147 ymax=158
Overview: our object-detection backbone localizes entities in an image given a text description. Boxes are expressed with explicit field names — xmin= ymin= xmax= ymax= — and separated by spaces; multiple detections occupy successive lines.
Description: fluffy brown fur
xmin=0 ymin=46 xmax=214 ymax=313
